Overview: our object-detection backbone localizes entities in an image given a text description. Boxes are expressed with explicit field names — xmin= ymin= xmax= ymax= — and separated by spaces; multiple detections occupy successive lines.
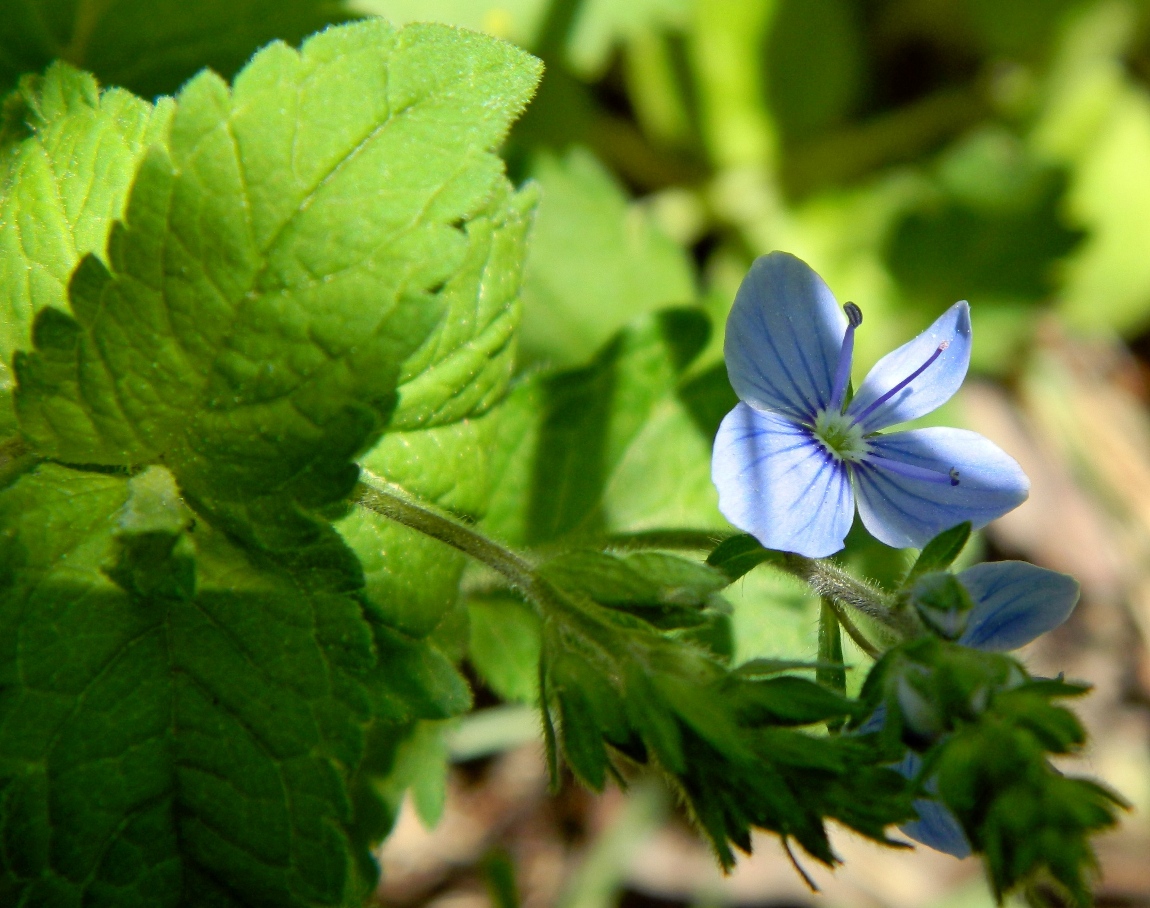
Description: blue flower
xmin=712 ymin=252 xmax=1030 ymax=557
xmin=885 ymin=560 xmax=1081 ymax=857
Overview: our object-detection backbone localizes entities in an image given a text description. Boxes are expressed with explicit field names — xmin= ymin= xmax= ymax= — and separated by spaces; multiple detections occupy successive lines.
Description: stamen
xmin=829 ymin=302 xmax=863 ymax=411
xmin=863 ymin=453 xmax=960 ymax=486
xmin=851 ymin=341 xmax=950 ymax=427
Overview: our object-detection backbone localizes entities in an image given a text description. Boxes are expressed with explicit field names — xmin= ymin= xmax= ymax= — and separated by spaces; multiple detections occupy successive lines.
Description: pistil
xmin=829 ymin=302 xmax=862 ymax=412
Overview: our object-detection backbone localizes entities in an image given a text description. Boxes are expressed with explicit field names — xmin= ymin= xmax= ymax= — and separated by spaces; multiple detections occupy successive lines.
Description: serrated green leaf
xmin=0 ymin=0 xmax=355 ymax=98
xmin=14 ymin=21 xmax=541 ymax=577
xmin=335 ymin=177 xmax=535 ymax=635
xmin=0 ymin=463 xmax=378 ymax=906
xmin=467 ymin=594 xmax=541 ymax=704
xmin=518 ymin=148 xmax=696 ymax=367
xmin=0 ymin=63 xmax=173 ymax=362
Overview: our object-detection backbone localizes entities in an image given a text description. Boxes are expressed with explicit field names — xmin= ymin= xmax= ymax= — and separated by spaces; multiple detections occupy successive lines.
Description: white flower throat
xmin=808 ymin=302 xmax=960 ymax=486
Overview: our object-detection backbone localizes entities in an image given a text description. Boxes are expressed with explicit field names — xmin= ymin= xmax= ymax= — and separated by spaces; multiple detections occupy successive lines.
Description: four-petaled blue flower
xmin=888 ymin=559 xmax=1081 ymax=857
xmin=712 ymin=252 xmax=1029 ymax=557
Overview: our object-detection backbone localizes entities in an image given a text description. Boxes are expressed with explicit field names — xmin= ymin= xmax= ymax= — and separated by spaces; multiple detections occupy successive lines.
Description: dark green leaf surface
xmin=0 ymin=0 xmax=354 ymax=98
xmin=0 ymin=464 xmax=375 ymax=906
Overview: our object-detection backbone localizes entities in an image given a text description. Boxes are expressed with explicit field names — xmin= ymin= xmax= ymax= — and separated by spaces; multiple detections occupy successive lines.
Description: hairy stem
xmin=354 ymin=471 xmax=537 ymax=592
xmin=778 ymin=553 xmax=914 ymax=637
xmin=604 ymin=529 xmax=734 ymax=552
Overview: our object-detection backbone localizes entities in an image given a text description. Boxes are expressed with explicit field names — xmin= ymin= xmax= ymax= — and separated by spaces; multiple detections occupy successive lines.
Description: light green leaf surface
xmin=0 ymin=63 xmax=173 ymax=362
xmin=336 ymin=175 xmax=535 ymax=636
xmin=518 ymin=148 xmax=696 ymax=367
xmin=483 ymin=308 xmax=722 ymax=547
xmin=467 ymin=594 xmax=542 ymax=703
xmin=0 ymin=464 xmax=376 ymax=907
xmin=15 ymin=20 xmax=541 ymax=571
xmin=0 ymin=0 xmax=353 ymax=98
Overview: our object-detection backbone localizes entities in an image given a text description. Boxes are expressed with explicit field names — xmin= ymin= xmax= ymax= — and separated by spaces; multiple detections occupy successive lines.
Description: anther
xmin=844 ymin=302 xmax=863 ymax=327
xmin=850 ymin=341 xmax=951 ymax=428
xmin=948 ymin=467 xmax=960 ymax=486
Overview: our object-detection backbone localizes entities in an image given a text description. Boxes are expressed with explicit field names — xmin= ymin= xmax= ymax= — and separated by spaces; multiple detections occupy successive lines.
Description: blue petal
xmin=901 ymin=799 xmax=973 ymax=858
xmin=847 ymin=302 xmax=971 ymax=433
xmin=958 ymin=561 xmax=1080 ymax=651
xmin=712 ymin=402 xmax=854 ymax=557
xmin=854 ymin=427 xmax=1029 ymax=549
xmin=892 ymin=752 xmax=972 ymax=858
xmin=724 ymin=252 xmax=846 ymax=422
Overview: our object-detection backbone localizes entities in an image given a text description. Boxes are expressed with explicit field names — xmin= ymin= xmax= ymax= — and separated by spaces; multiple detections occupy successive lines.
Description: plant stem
xmin=354 ymin=472 xmax=911 ymax=649
xmin=817 ymin=599 xmax=847 ymax=710
xmin=778 ymin=553 xmax=914 ymax=637
xmin=823 ymin=599 xmax=881 ymax=660
xmin=604 ymin=529 xmax=734 ymax=552
xmin=354 ymin=471 xmax=537 ymax=593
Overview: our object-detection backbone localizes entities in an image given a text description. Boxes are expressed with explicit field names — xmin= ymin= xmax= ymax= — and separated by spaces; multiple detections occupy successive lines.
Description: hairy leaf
xmin=15 ymin=20 xmax=541 ymax=578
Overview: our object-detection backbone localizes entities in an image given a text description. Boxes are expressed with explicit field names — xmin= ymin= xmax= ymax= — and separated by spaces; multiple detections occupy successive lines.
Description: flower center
xmin=813 ymin=409 xmax=868 ymax=462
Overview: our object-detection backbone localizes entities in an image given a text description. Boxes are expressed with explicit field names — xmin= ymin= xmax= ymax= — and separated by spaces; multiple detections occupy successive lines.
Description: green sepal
xmin=903 ymin=522 xmax=972 ymax=587
xmin=705 ymin=533 xmax=784 ymax=582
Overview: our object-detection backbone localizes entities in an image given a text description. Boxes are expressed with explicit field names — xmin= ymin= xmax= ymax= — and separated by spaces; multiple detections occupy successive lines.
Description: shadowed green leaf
xmin=0 ymin=464 xmax=377 ymax=906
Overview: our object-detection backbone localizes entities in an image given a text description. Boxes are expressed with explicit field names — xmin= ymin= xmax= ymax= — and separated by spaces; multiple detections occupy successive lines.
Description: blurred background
xmin=352 ymin=1 xmax=1150 ymax=906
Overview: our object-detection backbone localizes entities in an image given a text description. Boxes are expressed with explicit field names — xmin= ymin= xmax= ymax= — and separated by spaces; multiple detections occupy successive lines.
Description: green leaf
xmin=706 ymin=533 xmax=782 ymax=582
xmin=537 ymin=549 xmax=729 ymax=629
xmin=0 ymin=463 xmax=378 ymax=906
xmin=467 ymin=593 xmax=542 ymax=704
xmin=903 ymin=522 xmax=972 ymax=586
xmin=864 ymin=637 xmax=1127 ymax=905
xmin=518 ymin=148 xmax=696 ymax=367
xmin=334 ymin=175 xmax=535 ymax=634
xmin=531 ymin=561 xmax=914 ymax=867
xmin=484 ymin=308 xmax=720 ymax=547
xmin=15 ymin=20 xmax=541 ymax=575
xmin=0 ymin=62 xmax=173 ymax=363
xmin=766 ymin=0 xmax=865 ymax=144
xmin=0 ymin=0 xmax=355 ymax=98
